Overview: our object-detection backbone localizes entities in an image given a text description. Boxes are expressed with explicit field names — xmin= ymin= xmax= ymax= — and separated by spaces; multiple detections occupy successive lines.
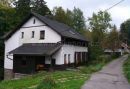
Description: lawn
xmin=0 ymin=55 xmax=117 ymax=89
xmin=0 ymin=63 xmax=105 ymax=89
xmin=123 ymin=55 xmax=130 ymax=83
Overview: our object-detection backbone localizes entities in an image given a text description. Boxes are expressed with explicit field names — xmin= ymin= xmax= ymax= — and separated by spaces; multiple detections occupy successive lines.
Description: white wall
xmin=4 ymin=16 xmax=61 ymax=69
xmin=52 ymin=44 xmax=88 ymax=65
xmin=4 ymin=30 xmax=20 ymax=69
xmin=20 ymin=17 xmax=61 ymax=44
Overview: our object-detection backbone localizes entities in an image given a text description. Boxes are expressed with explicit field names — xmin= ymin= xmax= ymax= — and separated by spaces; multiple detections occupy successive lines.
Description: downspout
xmin=6 ymin=54 xmax=13 ymax=60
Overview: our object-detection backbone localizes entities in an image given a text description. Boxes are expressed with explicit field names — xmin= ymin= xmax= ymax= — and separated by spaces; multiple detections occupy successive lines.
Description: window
xmin=21 ymin=32 xmax=24 ymax=39
xmin=68 ymin=54 xmax=70 ymax=64
xmin=40 ymin=31 xmax=45 ymax=39
xmin=64 ymin=54 xmax=67 ymax=65
xmin=32 ymin=31 xmax=35 ymax=38
xmin=33 ymin=19 xmax=35 ymax=24
xmin=21 ymin=59 xmax=27 ymax=66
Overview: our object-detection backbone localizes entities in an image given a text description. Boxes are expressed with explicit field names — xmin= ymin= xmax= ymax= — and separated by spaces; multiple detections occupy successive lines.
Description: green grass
xmin=123 ymin=55 xmax=130 ymax=83
xmin=0 ymin=71 xmax=90 ymax=89
xmin=0 ymin=55 xmax=117 ymax=89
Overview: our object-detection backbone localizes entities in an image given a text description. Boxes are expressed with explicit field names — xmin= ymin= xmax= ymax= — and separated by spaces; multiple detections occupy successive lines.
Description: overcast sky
xmin=44 ymin=0 xmax=130 ymax=29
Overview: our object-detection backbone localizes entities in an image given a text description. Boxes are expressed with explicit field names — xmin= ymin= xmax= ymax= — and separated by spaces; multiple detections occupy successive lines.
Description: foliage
xmin=0 ymin=4 xmax=16 ymax=80
xmin=13 ymin=0 xmax=51 ymax=21
xmin=13 ymin=0 xmax=31 ymax=20
xmin=79 ymin=63 xmax=104 ymax=74
xmin=102 ymin=25 xmax=120 ymax=52
xmin=72 ymin=7 xmax=86 ymax=32
xmin=52 ymin=7 xmax=68 ymax=24
xmin=120 ymin=19 xmax=130 ymax=44
xmin=88 ymin=11 xmax=112 ymax=43
xmin=52 ymin=7 xmax=86 ymax=33
xmin=0 ymin=0 xmax=13 ymax=7
xmin=31 ymin=0 xmax=51 ymax=16
xmin=36 ymin=76 xmax=56 ymax=89
xmin=89 ymin=44 xmax=103 ymax=61
xmin=123 ymin=55 xmax=130 ymax=83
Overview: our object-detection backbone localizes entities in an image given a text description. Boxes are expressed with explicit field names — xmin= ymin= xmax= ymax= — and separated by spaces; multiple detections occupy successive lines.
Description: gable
xmin=19 ymin=16 xmax=61 ymax=44
xmin=3 ymin=12 xmax=88 ymax=42
xmin=22 ymin=16 xmax=45 ymax=27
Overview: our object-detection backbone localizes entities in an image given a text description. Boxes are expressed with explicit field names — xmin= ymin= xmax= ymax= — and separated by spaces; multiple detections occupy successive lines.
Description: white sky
xmin=44 ymin=0 xmax=130 ymax=29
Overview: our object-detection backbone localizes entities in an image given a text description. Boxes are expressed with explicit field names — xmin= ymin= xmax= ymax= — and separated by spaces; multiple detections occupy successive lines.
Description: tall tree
xmin=0 ymin=0 xmax=13 ymax=7
xmin=52 ymin=7 xmax=86 ymax=33
xmin=52 ymin=7 xmax=67 ymax=24
xmin=120 ymin=19 xmax=130 ymax=44
xmin=88 ymin=11 xmax=111 ymax=43
xmin=102 ymin=25 xmax=120 ymax=52
xmin=0 ymin=4 xmax=16 ymax=80
xmin=31 ymin=0 xmax=51 ymax=16
xmin=72 ymin=7 xmax=86 ymax=32
xmin=13 ymin=0 xmax=31 ymax=19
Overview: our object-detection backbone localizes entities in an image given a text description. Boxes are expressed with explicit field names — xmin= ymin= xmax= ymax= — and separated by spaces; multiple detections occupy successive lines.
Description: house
xmin=121 ymin=42 xmax=130 ymax=53
xmin=104 ymin=42 xmax=130 ymax=56
xmin=104 ymin=49 xmax=123 ymax=56
xmin=3 ymin=12 xmax=88 ymax=80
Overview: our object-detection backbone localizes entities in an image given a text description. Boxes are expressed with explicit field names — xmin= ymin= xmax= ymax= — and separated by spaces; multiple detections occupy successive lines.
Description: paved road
xmin=81 ymin=55 xmax=130 ymax=89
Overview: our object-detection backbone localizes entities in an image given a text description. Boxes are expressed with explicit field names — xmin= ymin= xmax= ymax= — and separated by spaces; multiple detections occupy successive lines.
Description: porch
xmin=8 ymin=43 xmax=61 ymax=74
xmin=13 ymin=55 xmax=55 ymax=74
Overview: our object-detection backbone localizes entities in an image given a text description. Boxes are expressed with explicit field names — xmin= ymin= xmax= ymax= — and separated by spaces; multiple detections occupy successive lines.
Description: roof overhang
xmin=9 ymin=43 xmax=62 ymax=56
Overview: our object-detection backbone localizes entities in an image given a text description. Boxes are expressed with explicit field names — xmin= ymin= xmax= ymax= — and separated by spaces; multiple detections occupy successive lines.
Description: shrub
xmin=79 ymin=63 xmax=104 ymax=74
xmin=36 ymin=76 xmax=56 ymax=89
xmin=97 ymin=55 xmax=111 ymax=63
xmin=89 ymin=45 xmax=103 ymax=61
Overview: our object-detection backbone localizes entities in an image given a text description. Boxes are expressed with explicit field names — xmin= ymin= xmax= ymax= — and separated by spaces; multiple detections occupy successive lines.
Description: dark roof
xmin=9 ymin=43 xmax=62 ymax=55
xmin=3 ymin=12 xmax=88 ymax=41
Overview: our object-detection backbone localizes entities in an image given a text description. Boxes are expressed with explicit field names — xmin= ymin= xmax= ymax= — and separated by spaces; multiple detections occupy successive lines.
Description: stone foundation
xmin=4 ymin=69 xmax=14 ymax=80
xmin=14 ymin=73 xmax=29 ymax=79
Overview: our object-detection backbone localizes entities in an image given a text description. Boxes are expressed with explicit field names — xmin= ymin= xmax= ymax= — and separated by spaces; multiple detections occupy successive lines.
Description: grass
xmin=123 ymin=55 xmax=130 ymax=83
xmin=0 ymin=55 xmax=118 ymax=89
xmin=0 ymin=71 xmax=89 ymax=89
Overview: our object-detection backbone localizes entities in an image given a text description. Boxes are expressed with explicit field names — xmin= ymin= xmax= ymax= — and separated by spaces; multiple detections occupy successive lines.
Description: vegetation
xmin=36 ymin=76 xmax=56 ymax=89
xmin=0 ymin=56 xmax=117 ymax=89
xmin=0 ymin=50 xmax=120 ymax=89
xmin=88 ymin=11 xmax=112 ymax=43
xmin=123 ymin=55 xmax=130 ymax=83
xmin=120 ymin=19 xmax=130 ymax=44
xmin=102 ymin=25 xmax=120 ymax=53
xmin=52 ymin=7 xmax=86 ymax=33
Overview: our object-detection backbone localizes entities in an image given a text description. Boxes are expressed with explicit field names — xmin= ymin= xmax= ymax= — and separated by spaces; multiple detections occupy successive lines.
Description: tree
xmin=120 ymin=19 xmax=130 ymax=44
xmin=31 ymin=0 xmax=51 ymax=16
xmin=72 ymin=7 xmax=86 ymax=32
xmin=52 ymin=7 xmax=86 ymax=33
xmin=102 ymin=25 xmax=120 ymax=52
xmin=13 ymin=0 xmax=31 ymax=19
xmin=0 ymin=0 xmax=13 ymax=7
xmin=88 ymin=11 xmax=112 ymax=43
xmin=52 ymin=7 xmax=67 ymax=24
xmin=0 ymin=4 xmax=16 ymax=80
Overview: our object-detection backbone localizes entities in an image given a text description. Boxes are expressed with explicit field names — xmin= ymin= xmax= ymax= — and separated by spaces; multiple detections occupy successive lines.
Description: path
xmin=81 ymin=55 xmax=130 ymax=89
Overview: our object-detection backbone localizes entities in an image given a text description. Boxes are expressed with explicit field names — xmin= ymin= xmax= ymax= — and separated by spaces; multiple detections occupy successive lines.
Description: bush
xmin=111 ymin=53 xmax=120 ymax=59
xmin=97 ymin=55 xmax=111 ymax=64
xmin=36 ymin=76 xmax=56 ymax=89
xmin=79 ymin=63 xmax=104 ymax=74
xmin=89 ymin=45 xmax=103 ymax=61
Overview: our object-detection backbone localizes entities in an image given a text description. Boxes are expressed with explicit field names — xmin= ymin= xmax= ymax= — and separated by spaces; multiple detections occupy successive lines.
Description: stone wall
xmin=4 ymin=69 xmax=14 ymax=80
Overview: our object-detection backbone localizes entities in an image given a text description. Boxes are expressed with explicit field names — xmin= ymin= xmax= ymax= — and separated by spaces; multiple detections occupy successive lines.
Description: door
xmin=35 ymin=56 xmax=45 ymax=71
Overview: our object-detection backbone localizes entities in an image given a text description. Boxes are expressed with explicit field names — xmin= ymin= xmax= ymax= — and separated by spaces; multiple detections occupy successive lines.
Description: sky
xmin=44 ymin=0 xmax=130 ymax=29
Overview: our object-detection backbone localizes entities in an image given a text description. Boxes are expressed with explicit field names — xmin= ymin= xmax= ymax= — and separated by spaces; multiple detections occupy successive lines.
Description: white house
xmin=3 ymin=12 xmax=88 ymax=79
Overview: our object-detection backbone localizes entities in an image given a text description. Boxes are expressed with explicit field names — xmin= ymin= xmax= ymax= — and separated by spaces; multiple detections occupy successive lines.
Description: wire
xmin=105 ymin=0 xmax=125 ymax=11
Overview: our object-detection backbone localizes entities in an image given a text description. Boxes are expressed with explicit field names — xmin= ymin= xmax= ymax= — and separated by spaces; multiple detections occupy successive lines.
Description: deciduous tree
xmin=88 ymin=11 xmax=112 ymax=43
